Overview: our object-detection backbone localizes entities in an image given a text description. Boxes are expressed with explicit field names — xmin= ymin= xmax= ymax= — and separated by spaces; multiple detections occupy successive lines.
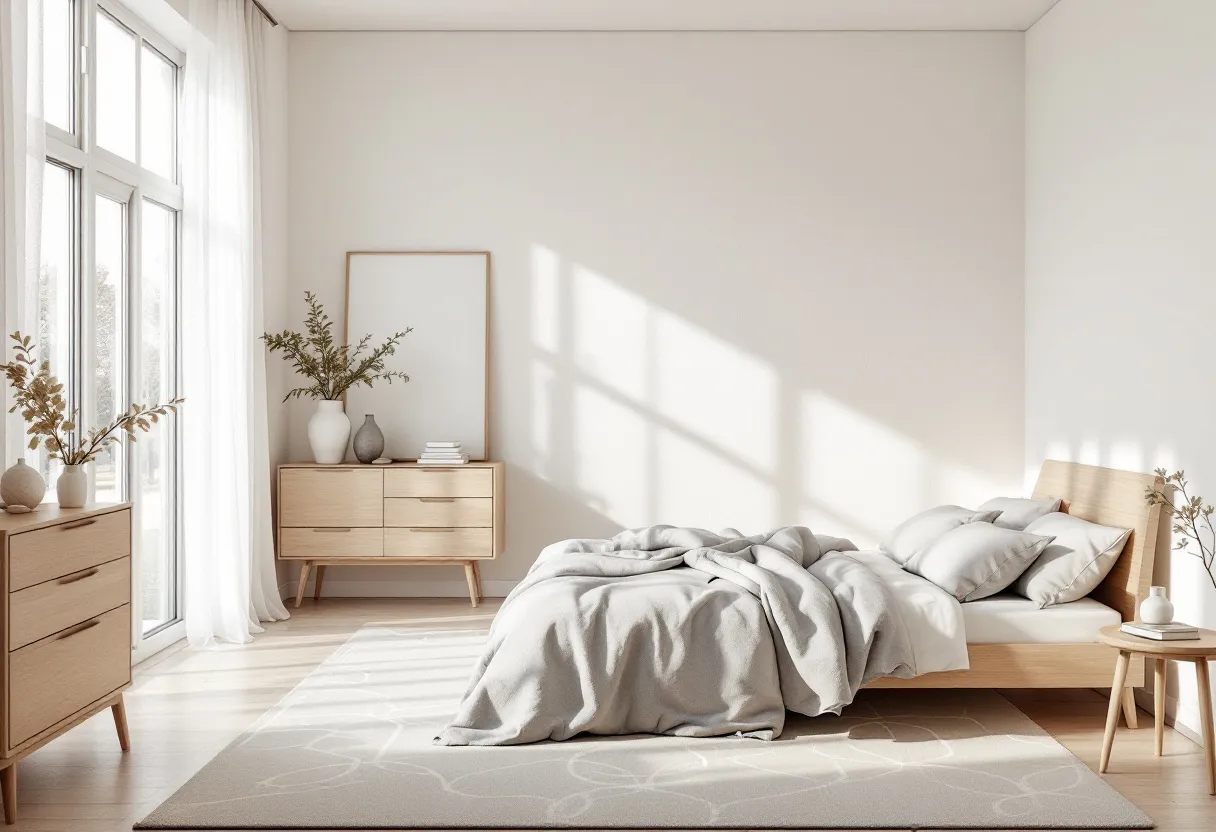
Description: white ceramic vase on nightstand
xmin=308 ymin=400 xmax=351 ymax=464
xmin=1139 ymin=585 xmax=1175 ymax=625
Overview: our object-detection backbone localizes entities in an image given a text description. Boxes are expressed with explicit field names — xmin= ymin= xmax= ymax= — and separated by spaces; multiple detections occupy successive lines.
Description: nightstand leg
xmin=2 ymin=763 xmax=15 ymax=824
xmin=463 ymin=562 xmax=479 ymax=608
xmin=294 ymin=561 xmax=312 ymax=609
xmin=111 ymin=695 xmax=130 ymax=752
xmin=472 ymin=560 xmax=483 ymax=599
xmin=313 ymin=565 xmax=327 ymax=601
xmin=1101 ymin=650 xmax=1131 ymax=773
xmin=1195 ymin=658 xmax=1215 ymax=795
xmin=1120 ymin=687 xmax=1139 ymax=729
xmin=1155 ymin=658 xmax=1166 ymax=756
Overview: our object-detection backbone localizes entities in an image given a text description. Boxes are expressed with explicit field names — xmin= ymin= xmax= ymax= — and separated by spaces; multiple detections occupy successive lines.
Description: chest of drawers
xmin=0 ymin=504 xmax=133 ymax=824
xmin=277 ymin=462 xmax=505 ymax=607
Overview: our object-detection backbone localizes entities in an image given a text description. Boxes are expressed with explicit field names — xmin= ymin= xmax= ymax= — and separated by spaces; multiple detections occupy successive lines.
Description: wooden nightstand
xmin=1097 ymin=623 xmax=1216 ymax=794
xmin=276 ymin=462 xmax=505 ymax=608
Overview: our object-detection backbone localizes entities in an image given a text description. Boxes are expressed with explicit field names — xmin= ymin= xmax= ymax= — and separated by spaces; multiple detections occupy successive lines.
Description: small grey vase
xmin=353 ymin=414 xmax=385 ymax=464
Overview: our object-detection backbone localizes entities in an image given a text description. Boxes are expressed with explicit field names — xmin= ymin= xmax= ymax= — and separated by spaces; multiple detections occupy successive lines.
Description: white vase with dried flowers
xmin=263 ymin=291 xmax=410 ymax=464
xmin=1144 ymin=469 xmax=1216 ymax=615
xmin=1 ymin=333 xmax=183 ymax=508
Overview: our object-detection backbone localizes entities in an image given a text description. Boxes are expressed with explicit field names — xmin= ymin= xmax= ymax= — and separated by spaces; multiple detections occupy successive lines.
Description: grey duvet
xmin=435 ymin=525 xmax=916 ymax=746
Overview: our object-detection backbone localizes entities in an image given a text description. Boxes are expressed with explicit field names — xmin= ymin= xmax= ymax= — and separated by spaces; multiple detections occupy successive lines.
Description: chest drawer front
xmin=9 ymin=556 xmax=131 ymax=650
xmin=9 ymin=604 xmax=130 ymax=748
xmin=384 ymin=498 xmax=492 ymax=528
xmin=9 ymin=509 xmax=131 ymax=592
xmin=384 ymin=527 xmax=493 ymax=559
xmin=280 ymin=527 xmax=383 ymax=558
xmin=385 ymin=468 xmax=493 ymax=499
xmin=280 ymin=469 xmax=383 ymax=527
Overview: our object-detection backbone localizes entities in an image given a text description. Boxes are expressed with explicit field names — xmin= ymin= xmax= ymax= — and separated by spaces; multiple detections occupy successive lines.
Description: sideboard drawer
xmin=384 ymin=527 xmax=493 ymax=559
xmin=9 ymin=509 xmax=130 ymax=592
xmin=9 ymin=604 xmax=131 ymax=747
xmin=280 ymin=468 xmax=383 ymax=527
xmin=384 ymin=468 xmax=493 ymax=499
xmin=9 ymin=556 xmax=131 ymax=650
xmin=280 ymin=527 xmax=383 ymax=558
xmin=384 ymin=498 xmax=492 ymax=528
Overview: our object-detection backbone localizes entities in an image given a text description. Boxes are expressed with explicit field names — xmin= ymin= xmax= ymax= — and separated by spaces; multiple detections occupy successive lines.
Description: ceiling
xmin=262 ymin=0 xmax=1061 ymax=32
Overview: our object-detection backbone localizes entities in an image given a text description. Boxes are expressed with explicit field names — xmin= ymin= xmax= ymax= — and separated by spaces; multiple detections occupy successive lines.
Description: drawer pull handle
xmin=60 ymin=518 xmax=98 ymax=531
xmin=57 ymin=618 xmax=101 ymax=640
xmin=421 ymin=468 xmax=454 ymax=473
xmin=409 ymin=527 xmax=454 ymax=533
xmin=313 ymin=528 xmax=352 ymax=533
xmin=418 ymin=498 xmax=455 ymax=503
xmin=57 ymin=567 xmax=100 ymax=585
xmin=315 ymin=469 xmax=352 ymax=473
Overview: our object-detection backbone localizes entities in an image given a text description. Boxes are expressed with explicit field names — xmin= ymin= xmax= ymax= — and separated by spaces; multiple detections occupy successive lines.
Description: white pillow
xmin=880 ymin=505 xmax=1001 ymax=566
xmin=1014 ymin=513 xmax=1132 ymax=607
xmin=978 ymin=496 xmax=1063 ymax=531
xmin=907 ymin=523 xmax=1054 ymax=602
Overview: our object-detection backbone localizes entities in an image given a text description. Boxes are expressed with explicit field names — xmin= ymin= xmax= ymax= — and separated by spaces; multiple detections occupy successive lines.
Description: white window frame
xmin=43 ymin=0 xmax=185 ymax=661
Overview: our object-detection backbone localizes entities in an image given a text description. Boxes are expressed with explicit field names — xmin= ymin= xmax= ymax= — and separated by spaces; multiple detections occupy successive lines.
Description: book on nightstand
xmin=1120 ymin=621 xmax=1201 ymax=641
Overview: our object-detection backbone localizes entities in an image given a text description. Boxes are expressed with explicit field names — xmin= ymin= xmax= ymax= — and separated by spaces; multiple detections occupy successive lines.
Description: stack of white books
xmin=1120 ymin=621 xmax=1200 ymax=641
xmin=418 ymin=441 xmax=469 ymax=465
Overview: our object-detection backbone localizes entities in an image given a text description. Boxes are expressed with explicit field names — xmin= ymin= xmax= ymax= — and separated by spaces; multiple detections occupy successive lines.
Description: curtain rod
xmin=251 ymin=0 xmax=279 ymax=27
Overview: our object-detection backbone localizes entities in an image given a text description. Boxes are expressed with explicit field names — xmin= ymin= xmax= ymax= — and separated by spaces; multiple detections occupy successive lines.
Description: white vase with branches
xmin=263 ymin=292 xmax=410 ymax=464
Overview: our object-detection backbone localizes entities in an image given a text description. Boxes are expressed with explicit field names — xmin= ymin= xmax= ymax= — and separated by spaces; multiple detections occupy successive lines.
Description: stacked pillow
xmin=879 ymin=497 xmax=1131 ymax=607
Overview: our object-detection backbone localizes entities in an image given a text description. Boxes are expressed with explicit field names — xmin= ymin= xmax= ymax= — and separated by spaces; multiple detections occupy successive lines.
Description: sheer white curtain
xmin=0 ymin=0 xmax=44 ymax=459
xmin=182 ymin=0 xmax=288 ymax=646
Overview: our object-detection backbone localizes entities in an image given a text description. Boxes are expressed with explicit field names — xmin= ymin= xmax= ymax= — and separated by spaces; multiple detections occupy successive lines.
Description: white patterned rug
xmin=137 ymin=627 xmax=1152 ymax=830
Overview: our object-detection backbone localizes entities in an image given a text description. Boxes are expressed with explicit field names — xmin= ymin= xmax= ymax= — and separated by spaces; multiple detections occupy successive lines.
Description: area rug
xmin=137 ymin=627 xmax=1152 ymax=830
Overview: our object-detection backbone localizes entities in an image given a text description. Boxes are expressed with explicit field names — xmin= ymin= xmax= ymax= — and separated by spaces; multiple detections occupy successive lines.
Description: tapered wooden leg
xmin=463 ymin=562 xmax=479 ymax=608
xmin=313 ymin=565 xmax=327 ymax=601
xmin=294 ymin=561 xmax=312 ymax=609
xmin=1195 ymin=658 xmax=1215 ymax=795
xmin=472 ymin=560 xmax=483 ymax=599
xmin=1121 ymin=686 xmax=1139 ymax=729
xmin=2 ymin=763 xmax=15 ymax=825
xmin=111 ymin=695 xmax=130 ymax=752
xmin=1155 ymin=658 xmax=1167 ymax=757
xmin=1101 ymin=650 xmax=1131 ymax=773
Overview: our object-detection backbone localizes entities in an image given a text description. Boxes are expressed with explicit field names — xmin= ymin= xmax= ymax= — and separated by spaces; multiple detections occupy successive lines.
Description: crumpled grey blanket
xmin=435 ymin=525 xmax=915 ymax=746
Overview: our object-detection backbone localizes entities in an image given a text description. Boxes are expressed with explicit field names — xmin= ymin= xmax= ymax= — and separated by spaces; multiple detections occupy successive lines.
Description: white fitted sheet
xmin=961 ymin=593 xmax=1122 ymax=644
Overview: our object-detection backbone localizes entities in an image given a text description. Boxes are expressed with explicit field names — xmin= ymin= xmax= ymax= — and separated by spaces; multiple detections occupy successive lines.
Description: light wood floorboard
xmin=5 ymin=598 xmax=1212 ymax=831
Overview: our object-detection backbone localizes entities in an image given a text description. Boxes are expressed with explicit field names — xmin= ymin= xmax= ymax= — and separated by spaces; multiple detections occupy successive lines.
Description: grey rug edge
xmin=133 ymin=628 xmax=1155 ymax=832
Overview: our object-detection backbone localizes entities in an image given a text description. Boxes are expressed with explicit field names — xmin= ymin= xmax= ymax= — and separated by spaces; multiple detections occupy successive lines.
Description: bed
xmin=438 ymin=460 xmax=1163 ymax=744
xmin=868 ymin=460 xmax=1164 ymax=731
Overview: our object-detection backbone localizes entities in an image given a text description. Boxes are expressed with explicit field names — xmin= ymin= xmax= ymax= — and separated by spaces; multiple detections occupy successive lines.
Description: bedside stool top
xmin=1098 ymin=624 xmax=1216 ymax=657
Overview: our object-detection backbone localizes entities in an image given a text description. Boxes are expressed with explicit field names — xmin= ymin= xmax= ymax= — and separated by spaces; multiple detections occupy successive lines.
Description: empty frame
xmin=344 ymin=251 xmax=489 ymax=460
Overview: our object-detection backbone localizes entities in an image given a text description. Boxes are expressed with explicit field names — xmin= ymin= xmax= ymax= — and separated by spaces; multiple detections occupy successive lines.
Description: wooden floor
xmin=7 ymin=598 xmax=1214 ymax=831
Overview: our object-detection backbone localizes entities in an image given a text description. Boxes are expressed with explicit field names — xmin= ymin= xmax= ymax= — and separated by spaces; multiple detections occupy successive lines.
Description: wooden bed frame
xmin=869 ymin=460 xmax=1164 ymax=726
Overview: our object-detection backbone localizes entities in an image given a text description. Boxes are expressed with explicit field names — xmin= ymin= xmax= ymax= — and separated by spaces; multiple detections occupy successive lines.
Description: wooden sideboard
xmin=0 ymin=504 xmax=133 ymax=824
xmin=277 ymin=462 xmax=505 ymax=608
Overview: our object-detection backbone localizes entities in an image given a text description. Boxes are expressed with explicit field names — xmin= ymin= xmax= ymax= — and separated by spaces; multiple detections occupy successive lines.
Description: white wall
xmin=286 ymin=31 xmax=1026 ymax=596
xmin=1025 ymin=0 xmax=1216 ymax=737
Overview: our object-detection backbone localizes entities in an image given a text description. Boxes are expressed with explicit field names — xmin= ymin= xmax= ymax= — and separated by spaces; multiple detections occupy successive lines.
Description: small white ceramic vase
xmin=56 ymin=463 xmax=88 ymax=509
xmin=1 ymin=458 xmax=46 ymax=510
xmin=308 ymin=400 xmax=351 ymax=464
xmin=1139 ymin=585 xmax=1174 ymax=625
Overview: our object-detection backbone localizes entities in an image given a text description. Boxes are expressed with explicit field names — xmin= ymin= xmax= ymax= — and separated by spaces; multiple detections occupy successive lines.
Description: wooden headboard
xmin=1031 ymin=460 xmax=1164 ymax=622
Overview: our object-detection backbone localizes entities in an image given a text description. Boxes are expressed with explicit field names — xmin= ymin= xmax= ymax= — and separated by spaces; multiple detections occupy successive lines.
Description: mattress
xmin=961 ymin=593 xmax=1122 ymax=644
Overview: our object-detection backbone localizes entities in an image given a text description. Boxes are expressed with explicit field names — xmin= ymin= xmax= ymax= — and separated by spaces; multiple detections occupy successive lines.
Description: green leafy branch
xmin=1 ymin=333 xmax=183 ymax=465
xmin=1145 ymin=468 xmax=1216 ymax=592
xmin=261 ymin=291 xmax=411 ymax=401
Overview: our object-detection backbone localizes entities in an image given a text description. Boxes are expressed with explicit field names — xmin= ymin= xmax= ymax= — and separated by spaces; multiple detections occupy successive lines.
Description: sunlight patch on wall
xmin=573 ymin=385 xmax=649 ymax=526
xmin=653 ymin=310 xmax=777 ymax=474
xmin=530 ymin=245 xmax=561 ymax=354
xmin=655 ymin=428 xmax=777 ymax=532
xmin=572 ymin=264 xmax=649 ymax=402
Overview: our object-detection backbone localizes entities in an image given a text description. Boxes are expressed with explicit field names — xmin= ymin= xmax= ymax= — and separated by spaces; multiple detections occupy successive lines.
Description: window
xmin=40 ymin=1 xmax=183 ymax=643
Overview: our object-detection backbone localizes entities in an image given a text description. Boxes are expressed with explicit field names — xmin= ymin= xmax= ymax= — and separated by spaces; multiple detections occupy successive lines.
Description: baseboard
xmin=1132 ymin=685 xmax=1204 ymax=746
xmin=284 ymin=578 xmax=519 ymax=600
